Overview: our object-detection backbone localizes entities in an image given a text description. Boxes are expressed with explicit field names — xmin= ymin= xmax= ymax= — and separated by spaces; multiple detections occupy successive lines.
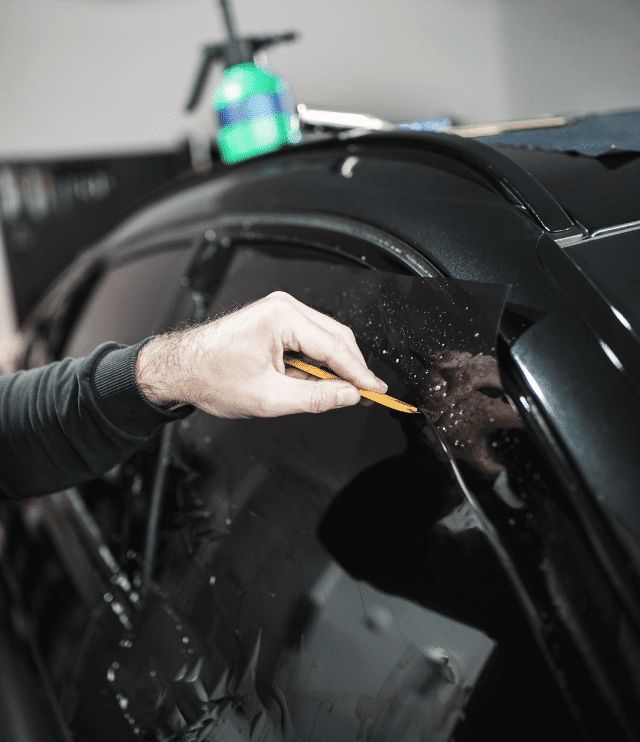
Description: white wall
xmin=0 ymin=0 xmax=216 ymax=157
xmin=497 ymin=0 xmax=640 ymax=118
xmin=246 ymin=0 xmax=507 ymax=126
xmin=1 ymin=0 xmax=638 ymax=158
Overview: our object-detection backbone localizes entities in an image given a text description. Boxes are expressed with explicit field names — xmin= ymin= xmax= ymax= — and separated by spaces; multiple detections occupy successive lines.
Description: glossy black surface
xmin=87 ymin=143 xmax=564 ymax=314
xmin=539 ymin=232 xmax=640 ymax=394
xmin=566 ymin=229 xmax=640 ymax=352
xmin=499 ymin=146 xmax=640 ymax=233
xmin=4 ymin=131 xmax=640 ymax=742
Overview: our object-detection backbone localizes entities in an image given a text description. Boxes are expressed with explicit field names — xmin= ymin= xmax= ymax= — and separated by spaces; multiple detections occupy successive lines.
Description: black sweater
xmin=0 ymin=342 xmax=191 ymax=499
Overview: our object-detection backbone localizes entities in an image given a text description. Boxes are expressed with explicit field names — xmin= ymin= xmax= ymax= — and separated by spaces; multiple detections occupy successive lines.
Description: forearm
xmin=0 ymin=292 xmax=385 ymax=498
xmin=0 ymin=342 xmax=190 ymax=499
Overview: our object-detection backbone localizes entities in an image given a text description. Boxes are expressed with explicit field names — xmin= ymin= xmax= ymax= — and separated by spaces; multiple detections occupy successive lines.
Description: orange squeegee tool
xmin=284 ymin=356 xmax=418 ymax=414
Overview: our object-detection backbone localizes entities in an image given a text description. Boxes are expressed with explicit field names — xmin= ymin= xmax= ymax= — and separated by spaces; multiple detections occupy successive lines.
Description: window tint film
xmin=203 ymin=247 xmax=507 ymax=411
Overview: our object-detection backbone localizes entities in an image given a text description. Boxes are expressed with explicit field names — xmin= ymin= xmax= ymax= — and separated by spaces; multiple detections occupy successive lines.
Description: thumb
xmin=270 ymin=375 xmax=361 ymax=416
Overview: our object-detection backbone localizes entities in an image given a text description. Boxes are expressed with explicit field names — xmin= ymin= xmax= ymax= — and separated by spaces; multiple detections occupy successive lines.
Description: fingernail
xmin=374 ymin=376 xmax=388 ymax=393
xmin=336 ymin=384 xmax=361 ymax=407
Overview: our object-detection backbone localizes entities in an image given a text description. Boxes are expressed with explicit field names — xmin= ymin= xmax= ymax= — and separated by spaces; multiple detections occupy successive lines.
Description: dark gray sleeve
xmin=0 ymin=341 xmax=192 ymax=500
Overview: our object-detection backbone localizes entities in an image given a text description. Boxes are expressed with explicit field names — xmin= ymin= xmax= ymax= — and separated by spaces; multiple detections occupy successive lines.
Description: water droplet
xmin=363 ymin=606 xmax=394 ymax=633
xmin=104 ymin=592 xmax=113 ymax=603
xmin=225 ymin=518 xmax=232 ymax=526
xmin=209 ymin=576 xmax=217 ymax=586
xmin=182 ymin=636 xmax=190 ymax=644
xmin=112 ymin=574 xmax=131 ymax=592
xmin=117 ymin=694 xmax=129 ymax=710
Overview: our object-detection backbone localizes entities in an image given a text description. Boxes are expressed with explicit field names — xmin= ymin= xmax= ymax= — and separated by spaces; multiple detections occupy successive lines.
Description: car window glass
xmin=35 ymin=242 xmax=589 ymax=741
xmin=64 ymin=246 xmax=193 ymax=357
xmin=82 ymin=247 xmax=513 ymax=739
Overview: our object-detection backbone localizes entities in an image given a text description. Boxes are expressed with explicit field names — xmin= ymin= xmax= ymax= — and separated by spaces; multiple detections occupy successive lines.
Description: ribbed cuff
xmin=92 ymin=340 xmax=193 ymax=437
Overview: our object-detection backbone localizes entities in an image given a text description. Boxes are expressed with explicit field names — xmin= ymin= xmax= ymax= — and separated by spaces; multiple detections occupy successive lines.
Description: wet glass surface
xmin=69 ymin=249 xmax=521 ymax=740
xmin=18 ymin=246 xmax=594 ymax=740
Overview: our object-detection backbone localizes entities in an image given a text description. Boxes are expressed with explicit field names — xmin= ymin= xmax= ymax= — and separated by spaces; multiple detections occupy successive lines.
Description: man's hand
xmin=136 ymin=292 xmax=387 ymax=418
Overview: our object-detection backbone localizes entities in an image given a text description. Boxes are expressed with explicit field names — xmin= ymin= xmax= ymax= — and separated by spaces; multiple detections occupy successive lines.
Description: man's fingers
xmin=284 ymin=366 xmax=312 ymax=380
xmin=266 ymin=375 xmax=361 ymax=415
xmin=283 ymin=295 xmax=368 ymax=367
xmin=288 ymin=317 xmax=387 ymax=393
xmin=266 ymin=291 xmax=385 ymax=391
xmin=285 ymin=367 xmax=372 ymax=403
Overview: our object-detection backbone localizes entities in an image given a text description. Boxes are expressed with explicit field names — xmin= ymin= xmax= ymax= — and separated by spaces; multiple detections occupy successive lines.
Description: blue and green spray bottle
xmin=186 ymin=0 xmax=301 ymax=164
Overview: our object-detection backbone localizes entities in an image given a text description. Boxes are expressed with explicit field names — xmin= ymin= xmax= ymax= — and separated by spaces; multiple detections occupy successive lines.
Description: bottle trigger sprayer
xmin=186 ymin=0 xmax=301 ymax=164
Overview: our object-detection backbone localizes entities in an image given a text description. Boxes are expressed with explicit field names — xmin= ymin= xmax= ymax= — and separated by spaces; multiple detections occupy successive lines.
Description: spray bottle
xmin=186 ymin=0 xmax=301 ymax=164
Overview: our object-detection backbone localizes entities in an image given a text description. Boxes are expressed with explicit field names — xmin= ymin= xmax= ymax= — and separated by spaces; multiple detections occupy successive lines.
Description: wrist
xmin=135 ymin=333 xmax=189 ymax=409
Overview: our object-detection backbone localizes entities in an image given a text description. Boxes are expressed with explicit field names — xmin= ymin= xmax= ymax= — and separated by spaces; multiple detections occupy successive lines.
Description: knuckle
xmin=254 ymin=392 xmax=275 ymax=417
xmin=266 ymin=290 xmax=293 ymax=305
xmin=338 ymin=337 xmax=356 ymax=357
xmin=343 ymin=325 xmax=356 ymax=341
xmin=263 ymin=292 xmax=297 ymax=322
xmin=309 ymin=386 xmax=333 ymax=414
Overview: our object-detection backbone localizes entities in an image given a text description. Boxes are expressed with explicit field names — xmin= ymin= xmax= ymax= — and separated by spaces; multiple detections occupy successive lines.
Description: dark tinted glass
xmin=65 ymin=246 xmax=193 ymax=357
xmin=59 ymin=246 xmax=583 ymax=741
xmin=17 ymin=240 xmax=597 ymax=741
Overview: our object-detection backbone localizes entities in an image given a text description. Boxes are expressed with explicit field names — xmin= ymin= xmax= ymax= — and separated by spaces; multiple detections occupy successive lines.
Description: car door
xmin=5 ymin=212 xmax=591 ymax=741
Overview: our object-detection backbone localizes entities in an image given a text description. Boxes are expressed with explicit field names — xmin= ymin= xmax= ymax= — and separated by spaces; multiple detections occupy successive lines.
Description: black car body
xmin=1 ymin=129 xmax=640 ymax=742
